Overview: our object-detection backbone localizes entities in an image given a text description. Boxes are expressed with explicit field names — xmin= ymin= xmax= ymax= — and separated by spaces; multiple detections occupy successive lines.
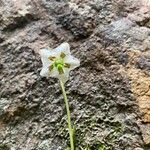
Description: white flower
xmin=39 ymin=42 xmax=80 ymax=83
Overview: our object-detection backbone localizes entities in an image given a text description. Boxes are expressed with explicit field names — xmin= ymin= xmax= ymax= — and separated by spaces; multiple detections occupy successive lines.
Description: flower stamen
xmin=64 ymin=63 xmax=70 ymax=68
xmin=60 ymin=52 xmax=66 ymax=58
xmin=57 ymin=64 xmax=64 ymax=74
xmin=49 ymin=65 xmax=54 ymax=71
xmin=48 ymin=56 xmax=56 ymax=61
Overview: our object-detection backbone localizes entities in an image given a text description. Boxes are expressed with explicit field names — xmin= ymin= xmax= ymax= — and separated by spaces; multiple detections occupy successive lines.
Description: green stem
xmin=59 ymin=80 xmax=74 ymax=150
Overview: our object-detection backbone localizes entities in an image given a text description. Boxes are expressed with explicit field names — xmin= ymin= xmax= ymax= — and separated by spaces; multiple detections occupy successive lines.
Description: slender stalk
xmin=59 ymin=80 xmax=74 ymax=150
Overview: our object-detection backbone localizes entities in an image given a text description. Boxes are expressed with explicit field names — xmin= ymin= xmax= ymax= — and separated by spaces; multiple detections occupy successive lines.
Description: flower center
xmin=48 ymin=56 xmax=71 ymax=74
xmin=54 ymin=59 xmax=64 ymax=67
xmin=54 ymin=59 xmax=64 ymax=74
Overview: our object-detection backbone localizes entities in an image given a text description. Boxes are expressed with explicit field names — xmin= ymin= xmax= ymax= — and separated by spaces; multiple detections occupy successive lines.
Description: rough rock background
xmin=0 ymin=0 xmax=150 ymax=149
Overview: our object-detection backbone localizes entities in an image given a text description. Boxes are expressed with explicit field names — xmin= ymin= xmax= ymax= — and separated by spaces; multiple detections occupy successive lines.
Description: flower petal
xmin=58 ymin=73 xmax=69 ymax=83
xmin=40 ymin=66 xmax=59 ymax=79
xmin=41 ymin=57 xmax=51 ymax=68
xmin=55 ymin=42 xmax=71 ymax=56
xmin=40 ymin=48 xmax=52 ymax=58
xmin=40 ymin=67 xmax=49 ymax=77
xmin=64 ymin=55 xmax=80 ymax=70
xmin=50 ymin=67 xmax=59 ymax=77
xmin=40 ymin=49 xmax=56 ymax=67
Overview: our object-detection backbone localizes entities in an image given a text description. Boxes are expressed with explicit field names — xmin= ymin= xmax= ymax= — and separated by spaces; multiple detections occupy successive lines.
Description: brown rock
xmin=0 ymin=0 xmax=150 ymax=149
xmin=140 ymin=124 xmax=150 ymax=145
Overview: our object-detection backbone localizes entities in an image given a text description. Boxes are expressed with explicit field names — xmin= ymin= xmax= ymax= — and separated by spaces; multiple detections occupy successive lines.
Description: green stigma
xmin=51 ymin=58 xmax=71 ymax=74
xmin=57 ymin=64 xmax=64 ymax=74
xmin=54 ymin=59 xmax=64 ymax=74
xmin=54 ymin=59 xmax=63 ymax=67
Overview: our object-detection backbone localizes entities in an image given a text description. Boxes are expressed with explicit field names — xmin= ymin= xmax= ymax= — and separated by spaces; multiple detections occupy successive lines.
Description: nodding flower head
xmin=39 ymin=43 xmax=80 ymax=83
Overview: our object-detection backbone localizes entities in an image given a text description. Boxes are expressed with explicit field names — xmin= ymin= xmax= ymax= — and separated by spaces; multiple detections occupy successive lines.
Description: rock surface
xmin=0 ymin=0 xmax=150 ymax=149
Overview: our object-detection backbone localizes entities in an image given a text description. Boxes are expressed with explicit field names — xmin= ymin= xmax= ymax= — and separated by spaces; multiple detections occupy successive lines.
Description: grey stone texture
xmin=0 ymin=0 xmax=150 ymax=150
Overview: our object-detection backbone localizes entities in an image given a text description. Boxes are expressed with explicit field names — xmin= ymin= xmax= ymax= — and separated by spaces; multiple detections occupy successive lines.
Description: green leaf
xmin=86 ymin=144 xmax=91 ymax=150
xmin=98 ymin=144 xmax=104 ymax=150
